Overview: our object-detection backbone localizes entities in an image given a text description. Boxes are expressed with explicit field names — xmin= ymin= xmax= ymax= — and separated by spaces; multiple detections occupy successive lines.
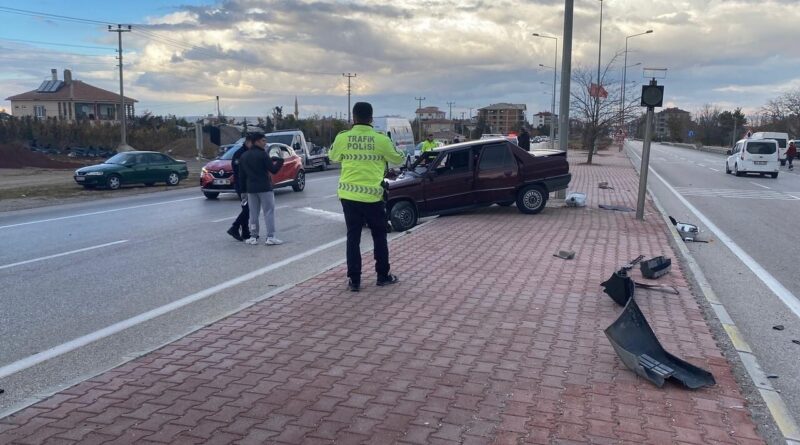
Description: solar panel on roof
xmin=35 ymin=80 xmax=63 ymax=92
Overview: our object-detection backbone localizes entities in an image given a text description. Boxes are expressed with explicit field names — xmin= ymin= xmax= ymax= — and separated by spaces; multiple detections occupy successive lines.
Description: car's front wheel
xmin=106 ymin=174 xmax=121 ymax=190
xmin=203 ymin=191 xmax=219 ymax=199
xmin=725 ymin=162 xmax=731 ymax=174
xmin=166 ymin=172 xmax=181 ymax=186
xmin=516 ymin=184 xmax=547 ymax=214
xmin=292 ymin=170 xmax=306 ymax=192
xmin=390 ymin=201 xmax=418 ymax=231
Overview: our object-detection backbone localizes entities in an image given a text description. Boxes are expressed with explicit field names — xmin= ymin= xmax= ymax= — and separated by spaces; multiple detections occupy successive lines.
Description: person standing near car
xmin=239 ymin=132 xmax=285 ymax=245
xmin=226 ymin=135 xmax=253 ymax=241
xmin=421 ymin=133 xmax=437 ymax=154
xmin=330 ymin=102 xmax=405 ymax=292
xmin=787 ymin=141 xmax=797 ymax=170
xmin=518 ymin=127 xmax=531 ymax=151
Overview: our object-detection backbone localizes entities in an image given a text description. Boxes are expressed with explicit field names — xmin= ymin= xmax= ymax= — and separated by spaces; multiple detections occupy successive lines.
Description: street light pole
xmin=595 ymin=0 xmax=603 ymax=153
xmin=620 ymin=30 xmax=653 ymax=141
xmin=533 ymin=33 xmax=558 ymax=149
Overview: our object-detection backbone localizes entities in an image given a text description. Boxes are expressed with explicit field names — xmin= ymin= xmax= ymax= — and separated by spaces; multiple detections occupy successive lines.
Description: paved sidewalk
xmin=0 ymin=151 xmax=767 ymax=444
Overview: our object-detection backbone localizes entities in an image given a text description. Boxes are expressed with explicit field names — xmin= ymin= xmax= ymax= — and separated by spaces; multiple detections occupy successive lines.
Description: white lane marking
xmin=0 ymin=236 xmax=348 ymax=379
xmin=0 ymin=197 xmax=203 ymax=230
xmin=0 ymin=240 xmax=128 ymax=271
xmin=709 ymin=168 xmax=720 ymax=172
xmin=324 ymin=194 xmax=339 ymax=199
xmin=627 ymin=147 xmax=800 ymax=319
xmin=297 ymin=207 xmax=345 ymax=221
xmin=698 ymin=163 xmax=706 ymax=167
xmin=211 ymin=205 xmax=290 ymax=223
xmin=750 ymin=182 xmax=771 ymax=190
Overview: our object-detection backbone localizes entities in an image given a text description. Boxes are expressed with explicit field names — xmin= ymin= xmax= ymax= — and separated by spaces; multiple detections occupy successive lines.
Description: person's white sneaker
xmin=245 ymin=237 xmax=259 ymax=245
xmin=265 ymin=237 xmax=283 ymax=245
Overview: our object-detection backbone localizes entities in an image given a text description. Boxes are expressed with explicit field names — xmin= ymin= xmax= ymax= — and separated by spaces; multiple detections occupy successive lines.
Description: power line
xmin=0 ymin=37 xmax=113 ymax=50
xmin=0 ymin=6 xmax=112 ymax=25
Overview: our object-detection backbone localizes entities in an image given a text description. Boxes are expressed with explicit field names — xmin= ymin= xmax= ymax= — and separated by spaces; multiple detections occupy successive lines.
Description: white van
xmin=373 ymin=117 xmax=415 ymax=162
xmin=750 ymin=132 xmax=789 ymax=165
xmin=726 ymin=138 xmax=779 ymax=178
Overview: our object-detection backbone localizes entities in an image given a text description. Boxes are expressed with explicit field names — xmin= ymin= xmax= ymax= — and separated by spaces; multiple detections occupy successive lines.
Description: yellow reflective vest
xmin=421 ymin=140 xmax=438 ymax=153
xmin=330 ymin=124 xmax=405 ymax=203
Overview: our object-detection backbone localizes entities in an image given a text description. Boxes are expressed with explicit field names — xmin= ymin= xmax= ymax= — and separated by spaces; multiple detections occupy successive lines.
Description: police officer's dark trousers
xmin=232 ymin=186 xmax=250 ymax=237
xmin=340 ymin=198 xmax=390 ymax=284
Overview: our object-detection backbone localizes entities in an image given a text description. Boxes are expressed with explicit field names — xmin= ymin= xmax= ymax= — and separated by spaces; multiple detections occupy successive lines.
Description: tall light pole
xmin=342 ymin=73 xmax=356 ymax=123
xmin=447 ymin=101 xmax=455 ymax=120
xmin=533 ymin=33 xmax=558 ymax=149
xmin=594 ymin=0 xmax=603 ymax=155
xmin=108 ymin=24 xmax=131 ymax=148
xmin=620 ymin=30 xmax=653 ymax=139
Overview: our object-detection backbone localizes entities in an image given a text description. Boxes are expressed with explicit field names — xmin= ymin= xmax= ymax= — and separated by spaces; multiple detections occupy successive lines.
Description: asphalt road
xmin=0 ymin=169 xmax=409 ymax=416
xmin=625 ymin=140 xmax=800 ymax=421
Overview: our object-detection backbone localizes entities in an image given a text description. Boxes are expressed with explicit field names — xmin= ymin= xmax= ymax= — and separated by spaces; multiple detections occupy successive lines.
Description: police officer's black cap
xmin=352 ymin=102 xmax=373 ymax=121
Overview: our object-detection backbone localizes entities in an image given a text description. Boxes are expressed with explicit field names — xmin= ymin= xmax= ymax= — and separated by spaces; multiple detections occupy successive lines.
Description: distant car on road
xmin=750 ymin=132 xmax=789 ymax=165
xmin=726 ymin=138 xmax=779 ymax=178
xmin=200 ymin=140 xmax=305 ymax=199
xmin=385 ymin=138 xmax=571 ymax=231
xmin=74 ymin=151 xmax=188 ymax=190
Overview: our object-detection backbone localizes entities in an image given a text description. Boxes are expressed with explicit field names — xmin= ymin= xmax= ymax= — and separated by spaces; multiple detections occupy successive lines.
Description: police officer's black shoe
xmin=348 ymin=279 xmax=360 ymax=292
xmin=376 ymin=274 xmax=399 ymax=286
xmin=227 ymin=226 xmax=243 ymax=241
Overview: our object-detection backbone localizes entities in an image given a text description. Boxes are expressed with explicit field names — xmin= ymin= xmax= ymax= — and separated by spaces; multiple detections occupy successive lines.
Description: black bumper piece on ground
xmin=604 ymin=296 xmax=716 ymax=389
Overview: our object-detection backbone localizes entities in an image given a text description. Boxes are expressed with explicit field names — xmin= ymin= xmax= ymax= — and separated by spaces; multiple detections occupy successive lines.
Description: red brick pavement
xmin=0 ymin=150 xmax=766 ymax=444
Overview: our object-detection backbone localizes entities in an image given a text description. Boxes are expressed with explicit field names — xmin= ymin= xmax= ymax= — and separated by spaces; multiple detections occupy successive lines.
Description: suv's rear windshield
xmin=746 ymin=141 xmax=777 ymax=154
xmin=775 ymin=138 xmax=787 ymax=148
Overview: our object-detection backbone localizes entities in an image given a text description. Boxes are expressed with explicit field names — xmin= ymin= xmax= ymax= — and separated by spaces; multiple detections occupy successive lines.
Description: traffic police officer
xmin=330 ymin=102 xmax=405 ymax=292
xmin=421 ymin=133 xmax=437 ymax=153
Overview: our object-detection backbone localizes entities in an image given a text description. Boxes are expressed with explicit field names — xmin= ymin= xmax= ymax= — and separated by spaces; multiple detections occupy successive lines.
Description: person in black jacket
xmin=518 ymin=127 xmax=531 ymax=151
xmin=239 ymin=132 xmax=285 ymax=245
xmin=226 ymin=135 xmax=253 ymax=241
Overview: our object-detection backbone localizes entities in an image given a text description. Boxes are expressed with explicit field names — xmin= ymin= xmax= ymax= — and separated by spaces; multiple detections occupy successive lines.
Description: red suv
xmin=200 ymin=140 xmax=306 ymax=199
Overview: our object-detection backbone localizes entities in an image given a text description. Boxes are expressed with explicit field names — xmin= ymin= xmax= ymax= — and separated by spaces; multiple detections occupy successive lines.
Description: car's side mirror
xmin=726 ymin=149 xmax=732 ymax=155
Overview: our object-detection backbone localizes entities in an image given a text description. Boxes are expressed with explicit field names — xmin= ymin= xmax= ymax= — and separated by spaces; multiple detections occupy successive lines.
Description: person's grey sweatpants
xmin=247 ymin=191 xmax=276 ymax=239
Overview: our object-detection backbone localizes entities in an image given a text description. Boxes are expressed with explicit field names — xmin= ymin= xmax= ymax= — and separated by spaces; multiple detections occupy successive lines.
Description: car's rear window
xmin=775 ymin=138 xmax=787 ymax=148
xmin=746 ymin=142 xmax=777 ymax=154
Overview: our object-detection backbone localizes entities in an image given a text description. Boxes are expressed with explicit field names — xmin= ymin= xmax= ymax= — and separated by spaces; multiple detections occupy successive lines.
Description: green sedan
xmin=74 ymin=151 xmax=189 ymax=190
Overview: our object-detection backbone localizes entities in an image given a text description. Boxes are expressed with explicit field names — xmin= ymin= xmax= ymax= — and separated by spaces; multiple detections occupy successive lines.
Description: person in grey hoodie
xmin=238 ymin=132 xmax=285 ymax=245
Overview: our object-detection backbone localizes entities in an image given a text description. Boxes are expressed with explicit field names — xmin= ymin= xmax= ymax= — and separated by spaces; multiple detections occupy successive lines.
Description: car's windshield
xmin=220 ymin=143 xmax=243 ymax=160
xmin=104 ymin=153 xmax=131 ymax=165
xmin=265 ymin=134 xmax=294 ymax=146
xmin=746 ymin=142 xmax=777 ymax=154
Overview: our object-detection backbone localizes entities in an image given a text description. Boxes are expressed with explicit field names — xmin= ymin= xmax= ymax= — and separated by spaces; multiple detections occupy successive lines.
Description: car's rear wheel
xmin=733 ymin=163 xmax=743 ymax=177
xmin=166 ymin=172 xmax=181 ymax=186
xmin=781 ymin=159 xmax=786 ymax=166
xmin=390 ymin=201 xmax=417 ymax=231
xmin=771 ymin=172 xmax=779 ymax=178
xmin=516 ymin=184 xmax=547 ymax=214
xmin=318 ymin=162 xmax=327 ymax=172
xmin=106 ymin=174 xmax=121 ymax=190
xmin=292 ymin=170 xmax=306 ymax=192
xmin=203 ymin=191 xmax=219 ymax=199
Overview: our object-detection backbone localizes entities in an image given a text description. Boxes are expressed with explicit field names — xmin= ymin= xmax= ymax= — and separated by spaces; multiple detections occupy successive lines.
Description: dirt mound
xmin=0 ymin=143 xmax=84 ymax=169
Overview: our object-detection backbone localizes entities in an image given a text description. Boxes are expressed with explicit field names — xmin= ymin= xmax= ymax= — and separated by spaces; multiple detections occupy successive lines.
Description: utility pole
xmin=447 ymin=101 xmax=455 ymax=120
xmin=342 ymin=73 xmax=356 ymax=123
xmin=557 ymin=0 xmax=574 ymax=199
xmin=108 ymin=24 xmax=131 ymax=148
xmin=415 ymin=96 xmax=426 ymax=141
xmin=216 ymin=96 xmax=220 ymax=121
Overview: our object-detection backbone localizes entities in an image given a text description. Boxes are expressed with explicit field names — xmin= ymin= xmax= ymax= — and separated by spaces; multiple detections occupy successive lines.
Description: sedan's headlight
xmin=86 ymin=171 xmax=104 ymax=176
xmin=201 ymin=167 xmax=208 ymax=174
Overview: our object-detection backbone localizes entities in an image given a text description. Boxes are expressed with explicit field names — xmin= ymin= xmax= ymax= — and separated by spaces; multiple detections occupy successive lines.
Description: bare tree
xmin=694 ymin=104 xmax=721 ymax=146
xmin=569 ymin=52 xmax=624 ymax=164
xmin=760 ymin=89 xmax=800 ymax=135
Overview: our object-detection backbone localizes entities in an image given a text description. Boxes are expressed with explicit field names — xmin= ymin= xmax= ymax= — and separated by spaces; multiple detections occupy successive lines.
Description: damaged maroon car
xmin=385 ymin=138 xmax=571 ymax=231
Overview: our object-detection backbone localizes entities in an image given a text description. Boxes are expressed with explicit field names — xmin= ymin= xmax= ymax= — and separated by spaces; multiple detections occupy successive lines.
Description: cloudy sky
xmin=1 ymin=0 xmax=799 ymax=122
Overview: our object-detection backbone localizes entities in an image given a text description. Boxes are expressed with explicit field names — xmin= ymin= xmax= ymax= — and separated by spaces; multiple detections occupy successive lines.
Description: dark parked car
xmin=199 ymin=140 xmax=305 ymax=199
xmin=385 ymin=138 xmax=571 ymax=231
xmin=74 ymin=151 xmax=188 ymax=190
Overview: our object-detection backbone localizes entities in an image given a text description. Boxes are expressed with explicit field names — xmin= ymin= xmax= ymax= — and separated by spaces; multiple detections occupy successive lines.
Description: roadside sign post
xmin=636 ymin=73 xmax=665 ymax=221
